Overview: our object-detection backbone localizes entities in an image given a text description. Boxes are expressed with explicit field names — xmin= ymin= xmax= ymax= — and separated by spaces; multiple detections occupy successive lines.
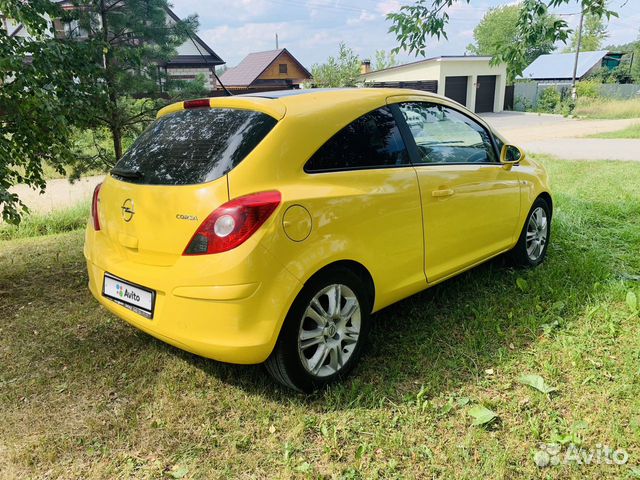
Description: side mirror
xmin=500 ymin=144 xmax=525 ymax=169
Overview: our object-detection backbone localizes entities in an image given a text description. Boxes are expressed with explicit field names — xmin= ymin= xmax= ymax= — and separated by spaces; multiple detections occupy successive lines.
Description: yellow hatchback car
xmin=84 ymin=88 xmax=552 ymax=392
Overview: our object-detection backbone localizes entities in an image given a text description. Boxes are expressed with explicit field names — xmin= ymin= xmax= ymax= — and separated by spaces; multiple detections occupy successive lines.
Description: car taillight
xmin=91 ymin=182 xmax=102 ymax=231
xmin=183 ymin=191 xmax=281 ymax=255
xmin=183 ymin=98 xmax=211 ymax=109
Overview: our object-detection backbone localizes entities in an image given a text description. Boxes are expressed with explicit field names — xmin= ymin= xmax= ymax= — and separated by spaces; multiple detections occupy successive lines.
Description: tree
xmin=605 ymin=32 xmax=640 ymax=82
xmin=564 ymin=13 xmax=608 ymax=52
xmin=67 ymin=0 xmax=198 ymax=167
xmin=310 ymin=42 xmax=361 ymax=88
xmin=0 ymin=0 xmax=202 ymax=223
xmin=374 ymin=49 xmax=398 ymax=70
xmin=387 ymin=0 xmax=618 ymax=79
xmin=585 ymin=33 xmax=639 ymax=84
xmin=0 ymin=0 xmax=98 ymax=223
xmin=467 ymin=4 xmax=556 ymax=82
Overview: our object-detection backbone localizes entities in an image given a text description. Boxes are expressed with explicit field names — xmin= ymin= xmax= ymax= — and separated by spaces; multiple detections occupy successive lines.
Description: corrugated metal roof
xmin=219 ymin=49 xmax=285 ymax=87
xmin=520 ymin=50 xmax=609 ymax=80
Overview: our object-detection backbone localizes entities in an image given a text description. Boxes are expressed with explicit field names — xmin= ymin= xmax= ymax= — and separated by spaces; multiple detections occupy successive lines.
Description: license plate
xmin=102 ymin=273 xmax=155 ymax=319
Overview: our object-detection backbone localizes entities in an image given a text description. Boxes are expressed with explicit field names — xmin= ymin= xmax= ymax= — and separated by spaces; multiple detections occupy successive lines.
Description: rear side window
xmin=112 ymin=108 xmax=277 ymax=185
xmin=304 ymin=107 xmax=409 ymax=173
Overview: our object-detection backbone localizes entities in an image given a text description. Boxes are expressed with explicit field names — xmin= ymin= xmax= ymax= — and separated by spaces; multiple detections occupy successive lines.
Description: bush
xmin=537 ymin=87 xmax=562 ymax=113
xmin=576 ymin=80 xmax=601 ymax=99
xmin=515 ymin=95 xmax=532 ymax=111
xmin=559 ymin=99 xmax=575 ymax=116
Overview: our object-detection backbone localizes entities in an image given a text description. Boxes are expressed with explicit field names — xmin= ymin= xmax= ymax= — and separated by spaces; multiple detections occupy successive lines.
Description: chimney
xmin=360 ymin=59 xmax=371 ymax=74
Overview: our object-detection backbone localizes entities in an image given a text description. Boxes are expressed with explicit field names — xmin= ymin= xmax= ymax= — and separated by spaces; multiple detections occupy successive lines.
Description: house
xmin=359 ymin=55 xmax=507 ymax=113
xmin=520 ymin=50 xmax=624 ymax=84
xmin=160 ymin=8 xmax=224 ymax=91
xmin=3 ymin=2 xmax=225 ymax=91
xmin=219 ymin=48 xmax=311 ymax=93
xmin=1 ymin=14 xmax=32 ymax=39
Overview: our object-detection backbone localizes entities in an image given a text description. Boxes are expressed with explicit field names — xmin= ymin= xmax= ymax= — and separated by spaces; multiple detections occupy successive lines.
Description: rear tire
xmin=510 ymin=197 xmax=551 ymax=267
xmin=265 ymin=267 xmax=371 ymax=392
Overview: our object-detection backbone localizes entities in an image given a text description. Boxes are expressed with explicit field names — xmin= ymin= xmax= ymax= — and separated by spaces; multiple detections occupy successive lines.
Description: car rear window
xmin=111 ymin=108 xmax=277 ymax=185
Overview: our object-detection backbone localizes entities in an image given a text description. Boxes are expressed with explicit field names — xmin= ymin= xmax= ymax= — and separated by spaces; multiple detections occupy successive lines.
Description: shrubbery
xmin=575 ymin=80 xmax=600 ymax=99
xmin=536 ymin=87 xmax=562 ymax=113
xmin=533 ymin=81 xmax=611 ymax=116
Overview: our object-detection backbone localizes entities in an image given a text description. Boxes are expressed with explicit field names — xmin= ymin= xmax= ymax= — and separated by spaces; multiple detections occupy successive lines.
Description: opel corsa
xmin=84 ymin=89 xmax=552 ymax=392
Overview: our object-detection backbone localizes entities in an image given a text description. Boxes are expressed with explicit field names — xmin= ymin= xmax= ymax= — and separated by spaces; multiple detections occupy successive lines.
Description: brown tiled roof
xmin=220 ymin=49 xmax=284 ymax=87
xmin=219 ymin=48 xmax=310 ymax=87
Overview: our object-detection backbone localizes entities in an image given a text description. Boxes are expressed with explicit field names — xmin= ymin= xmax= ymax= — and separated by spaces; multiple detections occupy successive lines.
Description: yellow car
xmin=84 ymin=88 xmax=552 ymax=392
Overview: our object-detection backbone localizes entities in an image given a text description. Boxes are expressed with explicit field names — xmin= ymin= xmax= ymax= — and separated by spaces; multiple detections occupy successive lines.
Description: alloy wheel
xmin=526 ymin=206 xmax=548 ymax=261
xmin=297 ymin=284 xmax=361 ymax=378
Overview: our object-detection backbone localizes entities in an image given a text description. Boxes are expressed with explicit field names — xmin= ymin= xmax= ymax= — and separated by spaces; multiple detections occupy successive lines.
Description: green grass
xmin=574 ymin=97 xmax=640 ymax=119
xmin=0 ymin=201 xmax=90 ymax=241
xmin=1 ymin=157 xmax=640 ymax=479
xmin=587 ymin=123 xmax=640 ymax=139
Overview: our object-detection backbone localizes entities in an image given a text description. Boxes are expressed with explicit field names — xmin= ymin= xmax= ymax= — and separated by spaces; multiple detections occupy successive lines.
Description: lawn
xmin=1 ymin=157 xmax=640 ymax=479
xmin=587 ymin=123 xmax=640 ymax=139
xmin=0 ymin=201 xmax=89 ymax=241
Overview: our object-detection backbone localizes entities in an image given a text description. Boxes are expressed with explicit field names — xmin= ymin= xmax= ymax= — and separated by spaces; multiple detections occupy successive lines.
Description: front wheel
xmin=510 ymin=197 xmax=551 ymax=267
xmin=265 ymin=267 xmax=371 ymax=392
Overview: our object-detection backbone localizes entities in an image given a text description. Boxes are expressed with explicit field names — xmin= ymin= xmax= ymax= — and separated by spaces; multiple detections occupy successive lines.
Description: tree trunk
xmin=110 ymin=124 xmax=123 ymax=161
xmin=99 ymin=0 xmax=122 ymax=162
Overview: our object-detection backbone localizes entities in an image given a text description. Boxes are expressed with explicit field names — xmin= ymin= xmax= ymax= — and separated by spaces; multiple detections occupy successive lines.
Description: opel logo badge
xmin=121 ymin=199 xmax=135 ymax=222
xmin=326 ymin=323 xmax=337 ymax=337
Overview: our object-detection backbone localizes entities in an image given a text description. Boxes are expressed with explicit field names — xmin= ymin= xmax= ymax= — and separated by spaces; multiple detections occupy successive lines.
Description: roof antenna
xmin=183 ymin=28 xmax=233 ymax=96
xmin=275 ymin=33 xmax=279 ymax=50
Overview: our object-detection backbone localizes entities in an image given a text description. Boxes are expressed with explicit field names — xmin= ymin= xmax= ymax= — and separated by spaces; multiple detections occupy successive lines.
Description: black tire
xmin=510 ymin=196 xmax=551 ymax=267
xmin=265 ymin=267 xmax=372 ymax=393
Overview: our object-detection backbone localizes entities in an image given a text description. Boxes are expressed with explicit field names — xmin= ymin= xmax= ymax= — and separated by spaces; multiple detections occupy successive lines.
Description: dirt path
xmin=9 ymin=175 xmax=104 ymax=215
xmin=481 ymin=112 xmax=640 ymax=160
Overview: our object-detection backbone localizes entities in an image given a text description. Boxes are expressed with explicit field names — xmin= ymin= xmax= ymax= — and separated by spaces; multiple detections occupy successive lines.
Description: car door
xmin=299 ymin=106 xmax=427 ymax=307
xmin=391 ymin=99 xmax=521 ymax=284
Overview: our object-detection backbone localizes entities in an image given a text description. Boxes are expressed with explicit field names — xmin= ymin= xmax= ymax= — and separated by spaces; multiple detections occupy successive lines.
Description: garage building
xmin=359 ymin=56 xmax=507 ymax=113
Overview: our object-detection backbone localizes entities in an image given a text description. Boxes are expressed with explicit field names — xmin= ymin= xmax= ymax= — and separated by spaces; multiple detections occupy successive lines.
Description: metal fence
xmin=513 ymin=82 xmax=640 ymax=111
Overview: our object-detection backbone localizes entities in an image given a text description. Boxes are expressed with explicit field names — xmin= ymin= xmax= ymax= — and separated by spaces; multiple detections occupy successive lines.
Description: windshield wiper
xmin=111 ymin=167 xmax=144 ymax=180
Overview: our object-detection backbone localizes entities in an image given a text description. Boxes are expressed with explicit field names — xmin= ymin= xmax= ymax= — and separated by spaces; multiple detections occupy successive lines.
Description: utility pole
xmin=571 ymin=4 xmax=585 ymax=101
xmin=275 ymin=33 xmax=279 ymax=50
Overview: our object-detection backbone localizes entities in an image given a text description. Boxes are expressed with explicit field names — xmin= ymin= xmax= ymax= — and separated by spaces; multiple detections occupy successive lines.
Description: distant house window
xmin=279 ymin=63 xmax=288 ymax=74
xmin=63 ymin=19 xmax=88 ymax=38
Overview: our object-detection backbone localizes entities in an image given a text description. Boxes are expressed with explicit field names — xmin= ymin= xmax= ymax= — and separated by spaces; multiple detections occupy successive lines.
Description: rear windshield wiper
xmin=111 ymin=167 xmax=144 ymax=180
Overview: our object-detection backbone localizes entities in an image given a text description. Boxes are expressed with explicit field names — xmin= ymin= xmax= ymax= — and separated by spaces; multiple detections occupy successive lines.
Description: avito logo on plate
xmin=115 ymin=283 xmax=140 ymax=302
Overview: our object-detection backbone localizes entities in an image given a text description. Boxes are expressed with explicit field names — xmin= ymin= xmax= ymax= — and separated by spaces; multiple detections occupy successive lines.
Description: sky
xmin=170 ymin=0 xmax=640 ymax=69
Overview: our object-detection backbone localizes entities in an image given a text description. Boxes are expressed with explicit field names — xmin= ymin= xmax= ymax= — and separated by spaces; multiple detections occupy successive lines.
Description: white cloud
xmin=171 ymin=0 xmax=270 ymax=23
xmin=376 ymin=0 xmax=400 ymax=16
xmin=346 ymin=10 xmax=377 ymax=26
xmin=200 ymin=21 xmax=297 ymax=65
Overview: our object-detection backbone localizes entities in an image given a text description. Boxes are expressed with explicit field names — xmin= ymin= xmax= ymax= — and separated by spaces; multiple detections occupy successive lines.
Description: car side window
xmin=398 ymin=102 xmax=498 ymax=165
xmin=304 ymin=107 xmax=409 ymax=173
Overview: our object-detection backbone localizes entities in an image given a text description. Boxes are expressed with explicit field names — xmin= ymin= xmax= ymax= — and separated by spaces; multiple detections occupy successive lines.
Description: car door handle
xmin=432 ymin=188 xmax=455 ymax=198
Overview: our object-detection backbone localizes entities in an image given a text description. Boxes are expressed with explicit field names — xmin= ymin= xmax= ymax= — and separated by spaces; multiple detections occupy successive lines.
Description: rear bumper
xmin=84 ymin=228 xmax=302 ymax=364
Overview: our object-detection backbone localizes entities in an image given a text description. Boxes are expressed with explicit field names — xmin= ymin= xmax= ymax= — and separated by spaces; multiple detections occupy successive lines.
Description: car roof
xmin=240 ymin=87 xmax=447 ymax=116
xmin=157 ymin=88 xmax=467 ymax=124
xmin=240 ymin=88 xmax=355 ymax=99
xmin=241 ymin=87 xmax=439 ymax=102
